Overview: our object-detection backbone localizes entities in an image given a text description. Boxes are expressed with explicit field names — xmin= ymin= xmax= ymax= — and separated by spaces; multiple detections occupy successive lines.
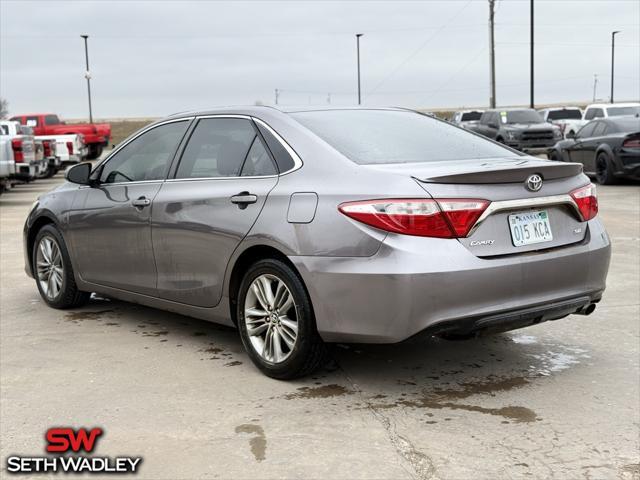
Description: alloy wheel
xmin=36 ymin=236 xmax=64 ymax=300
xmin=243 ymin=274 xmax=298 ymax=363
xmin=596 ymin=156 xmax=608 ymax=184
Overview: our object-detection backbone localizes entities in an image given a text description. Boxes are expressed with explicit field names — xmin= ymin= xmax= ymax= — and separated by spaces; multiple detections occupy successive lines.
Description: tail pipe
xmin=575 ymin=303 xmax=597 ymax=316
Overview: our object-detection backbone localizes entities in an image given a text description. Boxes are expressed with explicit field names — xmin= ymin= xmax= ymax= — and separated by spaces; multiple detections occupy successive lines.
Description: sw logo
xmin=46 ymin=427 xmax=103 ymax=453
xmin=5 ymin=427 xmax=142 ymax=475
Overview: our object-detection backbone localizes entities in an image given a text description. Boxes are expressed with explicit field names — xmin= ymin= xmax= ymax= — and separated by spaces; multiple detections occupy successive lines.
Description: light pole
xmin=529 ymin=0 xmax=534 ymax=109
xmin=610 ymin=30 xmax=621 ymax=103
xmin=80 ymin=35 xmax=93 ymax=123
xmin=356 ymin=33 xmax=363 ymax=105
xmin=488 ymin=0 xmax=496 ymax=108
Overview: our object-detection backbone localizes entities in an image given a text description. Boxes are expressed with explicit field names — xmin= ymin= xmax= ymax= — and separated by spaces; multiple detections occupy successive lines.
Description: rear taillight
xmin=622 ymin=137 xmax=640 ymax=149
xmin=43 ymin=140 xmax=52 ymax=157
xmin=338 ymin=198 xmax=489 ymax=238
xmin=570 ymin=184 xmax=598 ymax=221
xmin=66 ymin=141 xmax=73 ymax=155
xmin=11 ymin=139 xmax=24 ymax=163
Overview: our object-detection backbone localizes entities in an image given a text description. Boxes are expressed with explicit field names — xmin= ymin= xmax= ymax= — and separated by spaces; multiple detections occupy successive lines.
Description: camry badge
xmin=525 ymin=174 xmax=543 ymax=192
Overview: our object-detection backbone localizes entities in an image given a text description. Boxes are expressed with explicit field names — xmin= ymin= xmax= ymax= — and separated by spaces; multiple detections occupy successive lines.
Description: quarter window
xmin=241 ymin=137 xmax=277 ymax=176
xmin=99 ymin=121 xmax=189 ymax=184
xmin=176 ymin=118 xmax=259 ymax=178
xmin=256 ymin=123 xmax=295 ymax=173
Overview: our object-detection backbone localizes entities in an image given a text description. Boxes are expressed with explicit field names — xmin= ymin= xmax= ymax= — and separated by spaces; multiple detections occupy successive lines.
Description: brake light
xmin=43 ymin=140 xmax=52 ymax=157
xmin=11 ymin=139 xmax=24 ymax=162
xmin=570 ymin=184 xmax=598 ymax=221
xmin=66 ymin=141 xmax=73 ymax=155
xmin=338 ymin=198 xmax=489 ymax=238
xmin=622 ymin=137 xmax=640 ymax=148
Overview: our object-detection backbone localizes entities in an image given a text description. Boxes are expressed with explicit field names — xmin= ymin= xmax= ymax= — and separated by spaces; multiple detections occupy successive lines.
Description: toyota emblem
xmin=525 ymin=174 xmax=543 ymax=192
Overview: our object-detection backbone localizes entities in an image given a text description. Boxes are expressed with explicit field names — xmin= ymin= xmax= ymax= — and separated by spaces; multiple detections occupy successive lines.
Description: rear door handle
xmin=132 ymin=196 xmax=151 ymax=208
xmin=230 ymin=192 xmax=258 ymax=208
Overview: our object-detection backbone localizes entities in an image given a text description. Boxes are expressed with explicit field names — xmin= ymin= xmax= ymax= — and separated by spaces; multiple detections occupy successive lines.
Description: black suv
xmin=471 ymin=108 xmax=562 ymax=154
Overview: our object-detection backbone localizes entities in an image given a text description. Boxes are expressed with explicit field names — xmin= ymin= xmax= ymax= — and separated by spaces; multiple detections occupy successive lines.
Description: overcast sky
xmin=1 ymin=0 xmax=639 ymax=119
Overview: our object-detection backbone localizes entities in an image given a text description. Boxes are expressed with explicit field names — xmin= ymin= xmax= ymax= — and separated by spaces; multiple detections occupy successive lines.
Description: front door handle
xmin=132 ymin=196 xmax=151 ymax=208
xmin=230 ymin=192 xmax=258 ymax=209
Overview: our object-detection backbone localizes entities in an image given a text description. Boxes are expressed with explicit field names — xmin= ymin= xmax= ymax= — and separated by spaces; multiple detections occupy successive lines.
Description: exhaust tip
xmin=576 ymin=303 xmax=596 ymax=316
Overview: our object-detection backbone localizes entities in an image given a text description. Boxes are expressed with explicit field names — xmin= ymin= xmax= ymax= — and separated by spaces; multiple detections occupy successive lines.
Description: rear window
xmin=502 ymin=110 xmax=543 ymax=124
xmin=460 ymin=111 xmax=482 ymax=121
xmin=607 ymin=106 xmax=640 ymax=117
xmin=290 ymin=110 xmax=517 ymax=164
xmin=609 ymin=117 xmax=640 ymax=133
xmin=547 ymin=109 xmax=582 ymax=120
xmin=44 ymin=115 xmax=60 ymax=125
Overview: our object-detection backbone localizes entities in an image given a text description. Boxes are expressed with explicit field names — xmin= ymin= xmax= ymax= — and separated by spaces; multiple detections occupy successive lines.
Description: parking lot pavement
xmin=1 ymin=174 xmax=638 ymax=480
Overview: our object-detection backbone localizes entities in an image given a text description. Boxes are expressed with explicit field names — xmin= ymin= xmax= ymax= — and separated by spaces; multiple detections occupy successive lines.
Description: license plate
xmin=508 ymin=210 xmax=553 ymax=247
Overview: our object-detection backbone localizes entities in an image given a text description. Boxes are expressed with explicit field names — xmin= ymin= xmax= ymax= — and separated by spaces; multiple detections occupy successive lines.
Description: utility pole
xmin=592 ymin=74 xmax=598 ymax=102
xmin=356 ymin=33 xmax=363 ymax=105
xmin=80 ymin=34 xmax=93 ymax=123
xmin=610 ymin=31 xmax=621 ymax=103
xmin=275 ymin=88 xmax=279 ymax=105
xmin=529 ymin=0 xmax=534 ymax=109
xmin=488 ymin=1 xmax=496 ymax=108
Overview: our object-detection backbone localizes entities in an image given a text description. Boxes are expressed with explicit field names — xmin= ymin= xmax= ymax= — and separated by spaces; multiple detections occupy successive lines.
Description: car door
xmin=67 ymin=119 xmax=190 ymax=295
xmin=567 ymin=122 xmax=597 ymax=165
xmin=582 ymin=121 xmax=608 ymax=174
xmin=151 ymin=116 xmax=279 ymax=307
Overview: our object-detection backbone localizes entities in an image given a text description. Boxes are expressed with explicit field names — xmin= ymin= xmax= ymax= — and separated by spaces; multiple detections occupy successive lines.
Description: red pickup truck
xmin=10 ymin=113 xmax=111 ymax=160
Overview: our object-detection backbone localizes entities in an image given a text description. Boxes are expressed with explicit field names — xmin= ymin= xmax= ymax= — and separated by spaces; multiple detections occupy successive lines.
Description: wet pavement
xmin=1 ymin=173 xmax=638 ymax=479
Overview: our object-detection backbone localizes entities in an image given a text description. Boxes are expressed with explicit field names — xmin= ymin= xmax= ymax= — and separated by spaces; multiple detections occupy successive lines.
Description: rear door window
xmin=592 ymin=122 xmax=608 ymax=137
xmin=176 ymin=118 xmax=273 ymax=178
xmin=44 ymin=115 xmax=60 ymax=125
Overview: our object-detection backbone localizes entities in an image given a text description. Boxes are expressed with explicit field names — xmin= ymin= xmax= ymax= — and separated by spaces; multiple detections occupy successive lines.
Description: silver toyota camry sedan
xmin=24 ymin=107 xmax=611 ymax=378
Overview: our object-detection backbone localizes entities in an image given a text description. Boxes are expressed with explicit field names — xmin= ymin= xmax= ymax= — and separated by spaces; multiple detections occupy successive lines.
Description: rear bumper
xmin=11 ymin=163 xmax=37 ymax=180
xmin=291 ymin=218 xmax=611 ymax=343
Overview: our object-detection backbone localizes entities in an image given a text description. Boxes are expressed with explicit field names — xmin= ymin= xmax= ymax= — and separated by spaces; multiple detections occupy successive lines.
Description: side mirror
xmin=65 ymin=162 xmax=92 ymax=185
xmin=566 ymin=130 xmax=576 ymax=140
xmin=489 ymin=122 xmax=499 ymax=129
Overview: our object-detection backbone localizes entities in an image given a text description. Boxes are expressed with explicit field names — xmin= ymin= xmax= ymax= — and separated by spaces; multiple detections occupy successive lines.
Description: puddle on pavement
xmin=234 ymin=424 xmax=267 ymax=462
xmin=65 ymin=310 xmax=118 ymax=321
xmin=284 ymin=384 xmax=353 ymax=400
xmin=364 ymin=375 xmax=538 ymax=423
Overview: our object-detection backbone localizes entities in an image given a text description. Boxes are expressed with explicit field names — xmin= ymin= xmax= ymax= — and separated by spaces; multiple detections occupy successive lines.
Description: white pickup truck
xmin=538 ymin=107 xmax=585 ymax=139
xmin=0 ymin=120 xmax=43 ymax=186
xmin=36 ymin=133 xmax=87 ymax=175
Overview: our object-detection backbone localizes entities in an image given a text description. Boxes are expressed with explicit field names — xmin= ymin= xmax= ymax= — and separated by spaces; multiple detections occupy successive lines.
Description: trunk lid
xmin=369 ymin=157 xmax=589 ymax=257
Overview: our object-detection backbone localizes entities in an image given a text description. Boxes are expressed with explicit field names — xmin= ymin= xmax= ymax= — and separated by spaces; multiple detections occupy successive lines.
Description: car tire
xmin=86 ymin=145 xmax=103 ymax=160
xmin=595 ymin=152 xmax=617 ymax=185
xmin=236 ymin=258 xmax=326 ymax=379
xmin=32 ymin=224 xmax=90 ymax=309
xmin=45 ymin=165 xmax=57 ymax=178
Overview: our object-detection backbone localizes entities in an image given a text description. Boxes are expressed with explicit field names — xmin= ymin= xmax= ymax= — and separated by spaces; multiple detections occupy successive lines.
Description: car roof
xmin=586 ymin=102 xmax=640 ymax=108
xmin=540 ymin=106 xmax=581 ymax=111
xmin=485 ymin=107 xmax=537 ymax=112
xmin=166 ymin=105 xmax=418 ymax=122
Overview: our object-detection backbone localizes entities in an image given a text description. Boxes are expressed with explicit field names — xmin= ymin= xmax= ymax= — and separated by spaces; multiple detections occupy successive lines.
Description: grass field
xmin=109 ymin=119 xmax=156 ymax=147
